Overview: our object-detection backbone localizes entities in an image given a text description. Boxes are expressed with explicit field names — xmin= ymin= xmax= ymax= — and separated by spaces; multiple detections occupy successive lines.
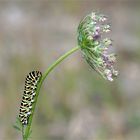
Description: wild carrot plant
xmin=14 ymin=12 xmax=118 ymax=140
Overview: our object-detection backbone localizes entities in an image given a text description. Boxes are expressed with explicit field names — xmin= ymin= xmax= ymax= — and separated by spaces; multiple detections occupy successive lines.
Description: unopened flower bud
xmin=77 ymin=12 xmax=118 ymax=81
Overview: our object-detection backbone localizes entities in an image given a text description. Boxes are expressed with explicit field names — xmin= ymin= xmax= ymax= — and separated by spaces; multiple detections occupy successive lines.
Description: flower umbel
xmin=78 ymin=12 xmax=118 ymax=81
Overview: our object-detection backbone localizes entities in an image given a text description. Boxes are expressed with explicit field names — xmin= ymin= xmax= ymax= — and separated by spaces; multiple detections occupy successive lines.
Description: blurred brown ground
xmin=0 ymin=0 xmax=140 ymax=140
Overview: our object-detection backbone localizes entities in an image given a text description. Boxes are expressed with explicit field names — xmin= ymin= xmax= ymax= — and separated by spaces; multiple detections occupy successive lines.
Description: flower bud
xmin=78 ymin=12 xmax=118 ymax=81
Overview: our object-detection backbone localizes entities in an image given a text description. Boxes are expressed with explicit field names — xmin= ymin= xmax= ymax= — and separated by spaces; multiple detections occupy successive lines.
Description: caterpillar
xmin=19 ymin=71 xmax=42 ymax=125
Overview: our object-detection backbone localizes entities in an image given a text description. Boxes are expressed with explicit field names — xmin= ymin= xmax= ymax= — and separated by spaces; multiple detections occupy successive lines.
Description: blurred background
xmin=0 ymin=0 xmax=140 ymax=140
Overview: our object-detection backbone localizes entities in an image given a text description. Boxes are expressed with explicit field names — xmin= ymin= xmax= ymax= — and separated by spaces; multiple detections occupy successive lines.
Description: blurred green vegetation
xmin=0 ymin=0 xmax=140 ymax=140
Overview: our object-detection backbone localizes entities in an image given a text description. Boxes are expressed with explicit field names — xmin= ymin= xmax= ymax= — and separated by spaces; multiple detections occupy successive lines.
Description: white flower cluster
xmin=78 ymin=12 xmax=118 ymax=81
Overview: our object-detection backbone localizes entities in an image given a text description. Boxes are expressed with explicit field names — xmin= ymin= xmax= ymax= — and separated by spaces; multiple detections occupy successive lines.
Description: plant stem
xmin=23 ymin=46 xmax=79 ymax=140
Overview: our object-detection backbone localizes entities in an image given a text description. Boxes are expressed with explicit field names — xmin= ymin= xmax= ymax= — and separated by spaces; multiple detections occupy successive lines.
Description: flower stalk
xmin=23 ymin=46 xmax=79 ymax=140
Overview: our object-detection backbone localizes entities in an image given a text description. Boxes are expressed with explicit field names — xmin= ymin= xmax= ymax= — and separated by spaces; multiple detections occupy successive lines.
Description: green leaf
xmin=13 ymin=124 xmax=21 ymax=131
xmin=13 ymin=116 xmax=23 ymax=132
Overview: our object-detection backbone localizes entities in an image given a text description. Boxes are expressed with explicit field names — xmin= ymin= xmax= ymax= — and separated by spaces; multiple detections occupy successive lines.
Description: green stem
xmin=23 ymin=46 xmax=79 ymax=140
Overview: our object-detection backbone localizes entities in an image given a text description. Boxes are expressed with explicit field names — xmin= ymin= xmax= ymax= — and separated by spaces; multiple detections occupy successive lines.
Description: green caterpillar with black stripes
xmin=19 ymin=71 xmax=42 ymax=125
